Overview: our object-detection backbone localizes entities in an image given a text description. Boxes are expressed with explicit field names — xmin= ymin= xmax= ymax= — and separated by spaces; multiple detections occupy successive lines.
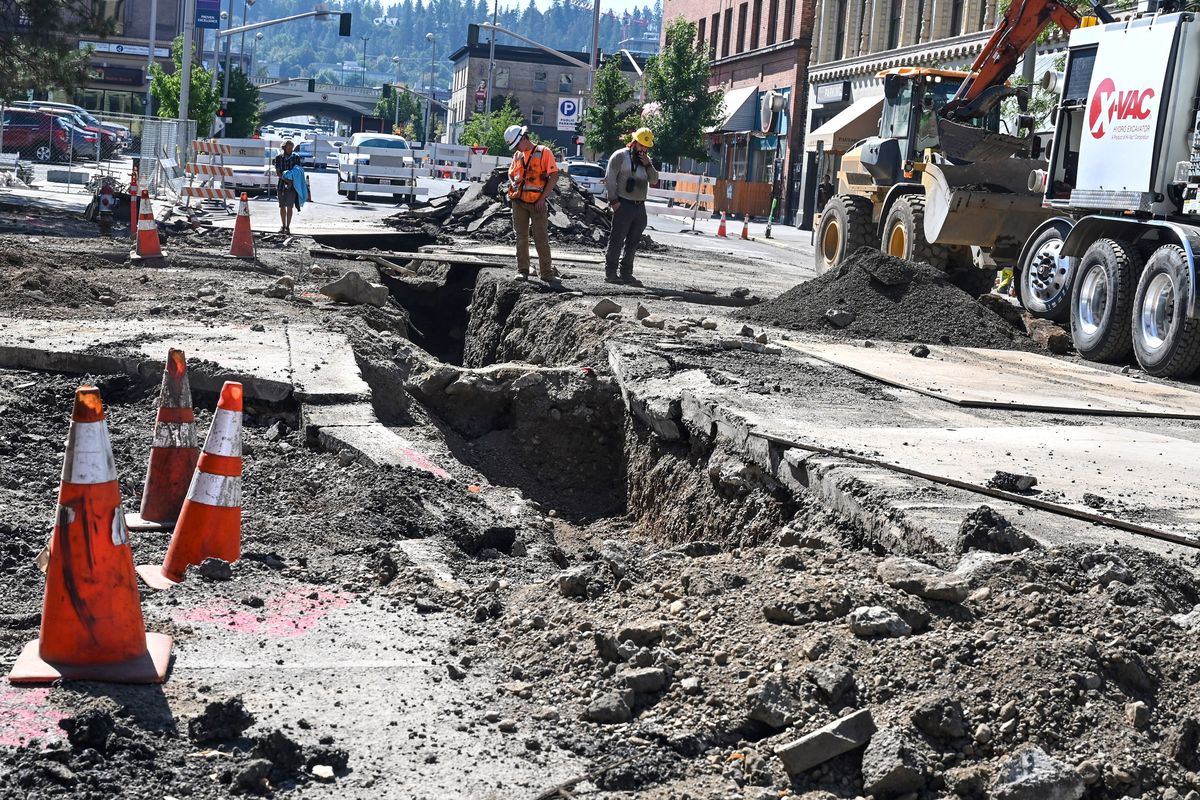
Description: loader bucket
xmin=921 ymin=158 xmax=1055 ymax=249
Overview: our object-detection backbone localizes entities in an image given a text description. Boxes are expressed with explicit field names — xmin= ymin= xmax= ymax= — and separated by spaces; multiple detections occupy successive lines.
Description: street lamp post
xmin=238 ymin=0 xmax=256 ymax=72
xmin=423 ymin=32 xmax=435 ymax=147
xmin=391 ymin=55 xmax=401 ymax=133
xmin=251 ymin=31 xmax=263 ymax=78
xmin=360 ymin=35 xmax=370 ymax=86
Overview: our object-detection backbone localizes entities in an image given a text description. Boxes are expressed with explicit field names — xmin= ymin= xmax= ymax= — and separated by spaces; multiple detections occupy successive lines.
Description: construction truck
xmin=815 ymin=0 xmax=1100 ymax=296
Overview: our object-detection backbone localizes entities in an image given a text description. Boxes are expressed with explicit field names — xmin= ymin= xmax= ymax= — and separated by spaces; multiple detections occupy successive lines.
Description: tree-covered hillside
xmin=242 ymin=0 xmax=660 ymax=92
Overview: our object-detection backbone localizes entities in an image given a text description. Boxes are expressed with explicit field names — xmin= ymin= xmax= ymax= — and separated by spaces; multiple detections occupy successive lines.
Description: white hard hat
xmin=504 ymin=124 xmax=528 ymax=149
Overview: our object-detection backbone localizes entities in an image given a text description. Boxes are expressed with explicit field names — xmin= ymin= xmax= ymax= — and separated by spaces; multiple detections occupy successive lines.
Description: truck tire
xmin=347 ymin=191 xmax=358 ymax=201
xmin=1131 ymin=244 xmax=1200 ymax=377
xmin=1070 ymin=238 xmax=1142 ymax=363
xmin=1018 ymin=223 xmax=1075 ymax=322
xmin=815 ymin=194 xmax=875 ymax=275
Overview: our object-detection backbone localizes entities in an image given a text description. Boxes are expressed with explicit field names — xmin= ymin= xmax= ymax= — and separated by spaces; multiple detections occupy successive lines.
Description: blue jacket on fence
xmin=283 ymin=165 xmax=307 ymax=209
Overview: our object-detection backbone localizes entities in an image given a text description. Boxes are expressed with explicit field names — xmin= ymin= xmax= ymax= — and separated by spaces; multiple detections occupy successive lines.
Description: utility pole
xmin=423 ymin=32 xmax=435 ymax=147
xmin=145 ymin=0 xmax=158 ymax=117
xmin=361 ymin=35 xmax=370 ymax=86
xmin=588 ymin=0 xmax=601 ymax=95
xmin=178 ymin=0 xmax=197 ymax=161
xmin=484 ymin=0 xmax=497 ymax=115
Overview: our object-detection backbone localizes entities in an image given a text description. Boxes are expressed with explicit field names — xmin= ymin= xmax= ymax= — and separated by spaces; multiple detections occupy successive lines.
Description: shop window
xmin=533 ymin=70 xmax=546 ymax=92
xmin=531 ymin=105 xmax=544 ymax=125
xmin=559 ymin=73 xmax=573 ymax=93
xmin=752 ymin=147 xmax=776 ymax=183
xmin=98 ymin=0 xmax=125 ymax=35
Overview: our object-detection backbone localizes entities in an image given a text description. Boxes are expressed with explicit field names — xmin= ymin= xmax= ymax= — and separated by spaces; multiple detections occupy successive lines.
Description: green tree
xmin=224 ymin=67 xmax=262 ymax=138
xmin=375 ymin=87 xmax=422 ymax=134
xmin=581 ymin=59 xmax=641 ymax=157
xmin=0 ymin=0 xmax=113 ymax=99
xmin=313 ymin=68 xmax=340 ymax=85
xmin=150 ymin=36 xmax=221 ymax=135
xmin=459 ymin=98 xmax=537 ymax=154
xmin=642 ymin=17 xmax=722 ymax=168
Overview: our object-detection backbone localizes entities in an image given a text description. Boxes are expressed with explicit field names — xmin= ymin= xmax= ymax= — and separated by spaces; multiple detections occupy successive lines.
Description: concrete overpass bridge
xmin=253 ymin=77 xmax=382 ymax=124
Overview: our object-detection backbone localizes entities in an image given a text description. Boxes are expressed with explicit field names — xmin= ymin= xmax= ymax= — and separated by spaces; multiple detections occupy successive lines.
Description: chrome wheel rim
xmin=1025 ymin=239 xmax=1072 ymax=311
xmin=1077 ymin=265 xmax=1108 ymax=337
xmin=1139 ymin=272 xmax=1175 ymax=352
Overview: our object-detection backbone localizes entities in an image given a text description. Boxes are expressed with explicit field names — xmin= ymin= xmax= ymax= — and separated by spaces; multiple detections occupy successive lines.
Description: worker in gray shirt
xmin=604 ymin=127 xmax=658 ymax=285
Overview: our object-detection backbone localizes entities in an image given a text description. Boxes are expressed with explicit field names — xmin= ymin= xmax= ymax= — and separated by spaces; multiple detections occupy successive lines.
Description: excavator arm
xmin=942 ymin=0 xmax=1089 ymax=120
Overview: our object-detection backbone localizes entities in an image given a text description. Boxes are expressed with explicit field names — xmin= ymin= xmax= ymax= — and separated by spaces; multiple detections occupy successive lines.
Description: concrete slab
xmin=287 ymin=327 xmax=370 ymax=403
xmin=317 ymin=423 xmax=451 ymax=479
xmin=0 ymin=317 xmax=293 ymax=401
xmin=780 ymin=339 xmax=1200 ymax=418
xmin=300 ymin=402 xmax=381 ymax=439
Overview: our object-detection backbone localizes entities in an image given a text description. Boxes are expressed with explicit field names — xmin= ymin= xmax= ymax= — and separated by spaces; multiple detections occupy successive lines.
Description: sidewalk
xmin=646 ymin=201 xmax=813 ymax=248
xmin=0 ymin=185 xmax=92 ymax=214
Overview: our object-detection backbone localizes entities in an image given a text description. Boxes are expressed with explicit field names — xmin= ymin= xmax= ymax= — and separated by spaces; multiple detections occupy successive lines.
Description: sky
xmin=379 ymin=0 xmax=653 ymax=15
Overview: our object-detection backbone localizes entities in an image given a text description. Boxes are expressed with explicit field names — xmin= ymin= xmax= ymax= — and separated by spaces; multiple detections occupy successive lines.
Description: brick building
xmin=661 ymin=0 xmax=815 ymax=220
xmin=799 ymin=0 xmax=1060 ymax=228
xmin=447 ymin=41 xmax=644 ymax=152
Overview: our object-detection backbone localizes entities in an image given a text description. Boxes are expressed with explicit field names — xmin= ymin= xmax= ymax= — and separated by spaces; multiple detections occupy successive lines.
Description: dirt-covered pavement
xmin=2 ymin=201 xmax=1200 ymax=800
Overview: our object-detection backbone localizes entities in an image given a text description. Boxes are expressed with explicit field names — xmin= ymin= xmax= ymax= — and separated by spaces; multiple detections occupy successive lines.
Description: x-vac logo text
xmin=1089 ymin=77 xmax=1155 ymax=139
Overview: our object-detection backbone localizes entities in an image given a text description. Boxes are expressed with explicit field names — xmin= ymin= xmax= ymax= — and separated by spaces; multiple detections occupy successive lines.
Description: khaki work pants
xmin=511 ymin=200 xmax=553 ymax=279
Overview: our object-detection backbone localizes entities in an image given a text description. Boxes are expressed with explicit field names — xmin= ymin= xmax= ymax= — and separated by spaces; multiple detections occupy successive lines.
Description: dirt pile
xmin=743 ymin=248 xmax=1030 ymax=349
xmin=384 ymin=170 xmax=654 ymax=249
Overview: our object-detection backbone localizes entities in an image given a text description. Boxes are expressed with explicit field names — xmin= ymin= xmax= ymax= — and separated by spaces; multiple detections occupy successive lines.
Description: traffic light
xmin=217 ymin=107 xmax=228 ymax=119
xmin=308 ymin=78 xmax=316 ymax=92
xmin=468 ymin=23 xmax=480 ymax=45
xmin=382 ymin=84 xmax=393 ymax=98
xmin=338 ymin=12 xmax=352 ymax=36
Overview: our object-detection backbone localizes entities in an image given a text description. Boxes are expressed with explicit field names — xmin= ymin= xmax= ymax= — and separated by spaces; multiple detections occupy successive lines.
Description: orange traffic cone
xmin=127 ymin=349 xmax=199 ymax=531
xmin=131 ymin=189 xmax=164 ymax=261
xmin=228 ymin=192 xmax=255 ymax=259
xmin=716 ymin=212 xmax=727 ymax=238
xmin=138 ymin=381 xmax=243 ymax=590
xmin=8 ymin=386 xmax=172 ymax=684
xmin=741 ymin=214 xmax=750 ymax=240
xmin=128 ymin=172 xmax=139 ymax=240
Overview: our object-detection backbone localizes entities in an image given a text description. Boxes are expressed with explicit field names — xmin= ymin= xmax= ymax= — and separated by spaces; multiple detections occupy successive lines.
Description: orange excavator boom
xmin=942 ymin=0 xmax=1091 ymax=120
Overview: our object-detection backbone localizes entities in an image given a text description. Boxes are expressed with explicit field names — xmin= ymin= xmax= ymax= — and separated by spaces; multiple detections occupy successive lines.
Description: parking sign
xmin=557 ymin=97 xmax=580 ymax=132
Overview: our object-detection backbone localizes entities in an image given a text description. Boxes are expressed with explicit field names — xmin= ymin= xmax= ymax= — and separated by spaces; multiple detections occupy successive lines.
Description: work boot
xmin=514 ymin=273 xmax=528 ymax=282
xmin=604 ymin=267 xmax=621 ymax=284
xmin=620 ymin=273 xmax=643 ymax=287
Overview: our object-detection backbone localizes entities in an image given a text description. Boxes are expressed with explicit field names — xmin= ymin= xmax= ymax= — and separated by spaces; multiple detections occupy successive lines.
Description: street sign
xmin=556 ymin=97 xmax=580 ymax=132
xmin=196 ymin=0 xmax=220 ymax=29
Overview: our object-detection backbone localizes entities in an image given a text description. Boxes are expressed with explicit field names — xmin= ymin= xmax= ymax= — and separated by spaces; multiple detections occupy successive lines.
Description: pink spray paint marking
xmin=176 ymin=584 xmax=353 ymax=639
xmin=0 ymin=686 xmax=67 ymax=747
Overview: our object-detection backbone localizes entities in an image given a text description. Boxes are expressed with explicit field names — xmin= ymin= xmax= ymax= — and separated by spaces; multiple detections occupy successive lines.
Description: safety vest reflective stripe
xmin=203 ymin=408 xmax=242 ymax=456
xmin=187 ymin=471 xmax=242 ymax=507
xmin=62 ymin=421 xmax=118 ymax=484
xmin=510 ymin=146 xmax=553 ymax=202
xmin=152 ymin=420 xmax=198 ymax=449
xmin=198 ymin=452 xmax=242 ymax=477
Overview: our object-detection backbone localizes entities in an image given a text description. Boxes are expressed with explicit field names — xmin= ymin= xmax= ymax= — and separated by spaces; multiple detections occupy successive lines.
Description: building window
xmin=782 ymin=0 xmax=795 ymax=39
xmin=697 ymin=17 xmax=707 ymax=49
xmin=887 ymin=0 xmax=902 ymax=48
xmin=531 ymin=105 xmax=544 ymax=125
xmin=951 ymin=0 xmax=965 ymax=36
xmin=559 ymin=72 xmax=573 ymax=93
xmin=710 ymin=13 xmax=720 ymax=52
xmin=767 ymin=0 xmax=779 ymax=45
xmin=722 ymin=8 xmax=732 ymax=57
xmin=533 ymin=70 xmax=546 ymax=92
xmin=978 ymin=0 xmax=989 ymax=30
xmin=495 ymin=67 xmax=509 ymax=89
xmin=98 ymin=0 xmax=125 ymax=35
xmin=737 ymin=3 xmax=748 ymax=53
xmin=832 ymin=0 xmax=847 ymax=60
xmin=751 ymin=0 xmax=762 ymax=49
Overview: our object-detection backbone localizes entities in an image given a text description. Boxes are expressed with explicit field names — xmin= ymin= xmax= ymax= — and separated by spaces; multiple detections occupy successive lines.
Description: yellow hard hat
xmin=632 ymin=127 xmax=654 ymax=147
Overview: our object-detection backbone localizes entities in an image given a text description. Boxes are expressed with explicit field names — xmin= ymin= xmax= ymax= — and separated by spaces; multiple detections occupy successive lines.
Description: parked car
xmin=26 ymin=107 xmax=115 ymax=159
xmin=325 ymin=141 xmax=345 ymax=169
xmin=565 ymin=161 xmax=606 ymax=199
xmin=0 ymin=108 xmax=73 ymax=162
xmin=11 ymin=101 xmax=129 ymax=155
xmin=337 ymin=133 xmax=413 ymax=188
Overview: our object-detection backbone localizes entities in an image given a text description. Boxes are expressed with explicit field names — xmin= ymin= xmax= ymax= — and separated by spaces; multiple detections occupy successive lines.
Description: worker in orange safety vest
xmin=504 ymin=124 xmax=559 ymax=285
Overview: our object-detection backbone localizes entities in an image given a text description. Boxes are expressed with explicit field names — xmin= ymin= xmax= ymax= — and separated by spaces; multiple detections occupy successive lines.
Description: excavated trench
xmin=368 ymin=267 xmax=799 ymax=543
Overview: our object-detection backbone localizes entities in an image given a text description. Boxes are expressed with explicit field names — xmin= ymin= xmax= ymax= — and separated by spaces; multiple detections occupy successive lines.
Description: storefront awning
xmin=805 ymin=95 xmax=884 ymax=153
xmin=705 ymin=85 xmax=758 ymax=134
